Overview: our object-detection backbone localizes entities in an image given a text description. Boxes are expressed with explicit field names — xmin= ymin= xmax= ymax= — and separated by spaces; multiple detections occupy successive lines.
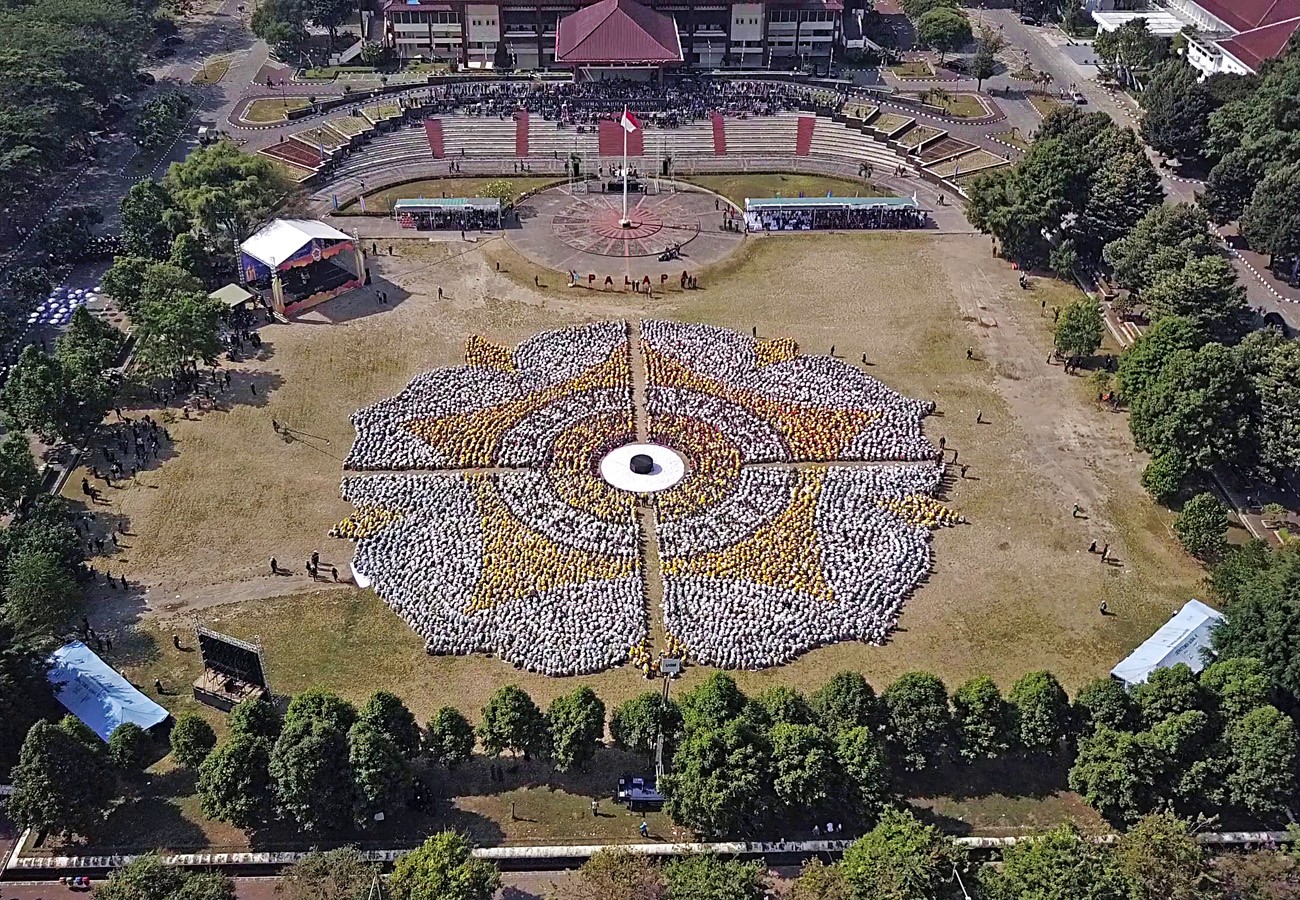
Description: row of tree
xmin=898 ymin=0 xmax=972 ymax=66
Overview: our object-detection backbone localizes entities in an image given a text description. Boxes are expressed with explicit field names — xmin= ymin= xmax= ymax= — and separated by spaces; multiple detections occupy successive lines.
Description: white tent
xmin=1111 ymin=599 xmax=1224 ymax=686
xmin=240 ymin=219 xmax=352 ymax=269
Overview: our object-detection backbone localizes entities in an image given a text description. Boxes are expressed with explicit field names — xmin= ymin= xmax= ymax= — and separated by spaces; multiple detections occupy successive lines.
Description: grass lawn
xmin=990 ymin=129 xmax=1032 ymax=150
xmin=336 ymin=176 xmax=560 ymax=215
xmin=919 ymin=93 xmax=987 ymax=119
xmin=404 ymin=61 xmax=451 ymax=74
xmin=890 ymin=60 xmax=934 ymax=78
xmin=682 ymin=174 xmax=892 ymax=206
xmin=190 ymin=56 xmax=230 ymax=85
xmin=242 ymin=97 xmax=310 ymax=124
xmin=302 ymin=65 xmax=376 ymax=80
xmin=58 ymin=229 xmax=1204 ymax=852
xmin=1029 ymin=95 xmax=1064 ymax=118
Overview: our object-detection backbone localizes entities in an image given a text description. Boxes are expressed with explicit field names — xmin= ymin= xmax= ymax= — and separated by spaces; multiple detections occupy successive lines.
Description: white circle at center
xmin=599 ymin=443 xmax=686 ymax=493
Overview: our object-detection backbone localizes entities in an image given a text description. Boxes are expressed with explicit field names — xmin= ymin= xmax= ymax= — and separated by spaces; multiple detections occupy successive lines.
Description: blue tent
xmin=47 ymin=641 xmax=170 ymax=741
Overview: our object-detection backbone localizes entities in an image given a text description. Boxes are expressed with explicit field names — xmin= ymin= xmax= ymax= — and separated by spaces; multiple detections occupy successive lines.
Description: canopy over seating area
xmin=743 ymin=195 xmax=928 ymax=231
xmin=394 ymin=197 xmax=504 ymax=231
xmin=239 ymin=219 xmax=366 ymax=316
xmin=1111 ymin=599 xmax=1224 ymax=686
xmin=47 ymin=641 xmax=169 ymax=741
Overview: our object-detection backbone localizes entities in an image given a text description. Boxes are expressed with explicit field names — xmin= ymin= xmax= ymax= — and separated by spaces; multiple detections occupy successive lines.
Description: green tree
xmin=358 ymin=690 xmax=420 ymax=758
xmin=423 ymin=706 xmax=475 ymax=769
xmin=1053 ymin=299 xmax=1103 ymax=359
xmin=1009 ymin=670 xmax=1070 ymax=753
xmin=982 ymin=822 xmax=1127 ymax=900
xmin=1141 ymin=453 xmax=1191 ymax=503
xmin=8 ymin=718 xmax=114 ymax=837
xmin=3 ymin=549 xmax=80 ymax=639
xmin=283 ymin=688 xmax=358 ymax=733
xmin=790 ymin=859 xmax=849 ymax=900
xmin=1 ymin=346 xmax=72 ymax=445
xmin=1129 ymin=344 xmax=1254 ymax=475
xmin=170 ymin=712 xmax=217 ymax=769
xmin=1142 ymin=255 xmax=1247 ymax=340
xmin=133 ymin=289 xmax=224 ymax=381
xmin=102 ymin=255 xmax=153 ymax=313
xmin=1103 ymin=204 xmax=1216 ymax=295
xmin=811 ymin=671 xmax=879 ymax=736
xmin=663 ymin=855 xmax=766 ymax=900
xmin=610 ymin=692 xmax=681 ymax=757
xmin=769 ymin=722 xmax=839 ymax=815
xmin=951 ymin=675 xmax=1014 ymax=760
xmin=679 ymin=672 xmax=748 ymax=732
xmin=93 ymin=854 xmax=185 ymax=900
xmin=840 ymin=807 xmax=966 ymax=900
xmin=1174 ymin=492 xmax=1230 ymax=559
xmin=9 ymin=495 xmax=85 ymax=572
xmin=270 ymin=716 xmax=355 ymax=831
xmin=1225 ymin=704 xmax=1298 ymax=817
xmin=1211 ymin=548 xmax=1300 ymax=703
xmin=1116 ymin=315 xmax=1200 ymax=404
xmin=108 ymin=721 xmax=149 ymax=770
xmin=755 ymin=686 xmax=815 ymax=727
xmin=388 ymin=832 xmax=500 ymax=900
xmin=1241 ymin=162 xmax=1300 ymax=262
xmin=347 ymin=719 xmax=410 ymax=825
xmin=569 ymin=849 xmax=666 ymax=900
xmin=1094 ymin=17 xmax=1164 ymax=89
xmin=478 ymin=684 xmax=547 ymax=757
xmin=1139 ymin=59 xmax=1217 ymax=160
xmin=228 ymin=696 xmax=282 ymax=742
xmin=1068 ymin=726 xmax=1158 ymax=822
xmin=1240 ymin=329 xmax=1300 ymax=477
xmin=1200 ymin=657 xmax=1271 ymax=721
xmin=914 ymin=7 xmax=971 ymax=64
xmin=164 ymin=141 xmax=290 ymax=246
xmin=277 ymin=848 xmax=381 ymax=900
xmin=120 ymin=180 xmax=182 ymax=260
xmin=1073 ymin=677 xmax=1137 ymax=733
xmin=833 ymin=726 xmax=890 ymax=824
xmin=4 ymin=266 xmax=53 ymax=307
xmin=1114 ymin=812 xmax=1215 ymax=900
xmin=547 ymin=686 xmax=606 ymax=771
xmin=971 ymin=44 xmax=996 ymax=92
xmin=660 ymin=719 xmax=773 ymax=837
xmin=197 ymin=732 xmax=275 ymax=829
xmin=882 ymin=672 xmax=951 ymax=771
xmin=1133 ymin=663 xmax=1205 ymax=726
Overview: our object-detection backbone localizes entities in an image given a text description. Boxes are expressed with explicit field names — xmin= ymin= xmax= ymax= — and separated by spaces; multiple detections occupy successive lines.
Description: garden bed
xmin=889 ymin=60 xmax=934 ymax=78
xmin=242 ymin=98 xmax=310 ymax=124
xmin=190 ymin=56 xmax=229 ymax=85
xmin=896 ymin=124 xmax=945 ymax=149
xmin=870 ymin=113 xmax=914 ymax=137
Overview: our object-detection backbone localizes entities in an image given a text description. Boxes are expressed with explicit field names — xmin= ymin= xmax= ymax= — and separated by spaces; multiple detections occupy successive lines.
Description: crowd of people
xmin=744 ymin=204 xmax=929 ymax=232
xmin=414 ymin=78 xmax=845 ymax=128
xmin=336 ymin=319 xmax=951 ymax=675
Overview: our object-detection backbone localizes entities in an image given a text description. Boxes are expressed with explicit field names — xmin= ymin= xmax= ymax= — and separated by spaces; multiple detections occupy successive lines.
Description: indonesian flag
xmin=620 ymin=107 xmax=641 ymax=133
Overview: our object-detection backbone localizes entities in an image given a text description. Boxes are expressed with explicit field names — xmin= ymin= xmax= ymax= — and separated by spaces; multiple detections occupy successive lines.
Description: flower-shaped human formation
xmin=336 ymin=320 xmax=955 ymax=676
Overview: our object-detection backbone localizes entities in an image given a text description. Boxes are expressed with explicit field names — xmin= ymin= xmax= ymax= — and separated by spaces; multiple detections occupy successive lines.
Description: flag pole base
xmin=619 ymin=219 xmax=637 ymax=228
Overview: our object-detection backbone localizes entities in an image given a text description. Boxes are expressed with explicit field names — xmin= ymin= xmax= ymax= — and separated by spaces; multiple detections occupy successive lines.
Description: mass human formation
xmin=336 ymin=320 xmax=953 ymax=675
xmin=417 ymin=78 xmax=844 ymax=127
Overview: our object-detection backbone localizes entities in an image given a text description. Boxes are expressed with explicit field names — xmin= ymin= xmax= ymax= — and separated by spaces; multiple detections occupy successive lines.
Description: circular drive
xmin=600 ymin=443 xmax=687 ymax=493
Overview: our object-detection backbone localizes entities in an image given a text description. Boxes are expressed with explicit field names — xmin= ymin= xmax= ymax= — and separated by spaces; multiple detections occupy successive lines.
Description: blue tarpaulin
xmin=47 ymin=641 xmax=170 ymax=741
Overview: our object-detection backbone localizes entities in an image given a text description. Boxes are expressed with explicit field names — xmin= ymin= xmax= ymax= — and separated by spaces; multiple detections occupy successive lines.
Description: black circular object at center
xmin=629 ymin=454 xmax=654 ymax=475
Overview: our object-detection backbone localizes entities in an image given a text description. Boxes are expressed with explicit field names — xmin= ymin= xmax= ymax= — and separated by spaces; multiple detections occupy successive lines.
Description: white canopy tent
xmin=1111 ymin=599 xmax=1224 ymax=686
xmin=239 ymin=219 xmax=353 ymax=269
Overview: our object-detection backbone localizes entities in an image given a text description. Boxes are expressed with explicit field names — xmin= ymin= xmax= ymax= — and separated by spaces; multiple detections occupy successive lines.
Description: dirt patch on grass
xmin=683 ymin=173 xmax=891 ymax=207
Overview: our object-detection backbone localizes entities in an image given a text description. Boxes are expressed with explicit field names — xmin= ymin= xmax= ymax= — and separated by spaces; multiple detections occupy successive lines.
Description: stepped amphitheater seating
xmin=723 ymin=114 xmax=801 ymax=156
xmin=711 ymin=112 xmax=726 ymax=154
xmin=805 ymin=119 xmax=914 ymax=173
xmin=332 ymin=128 xmax=434 ymax=179
xmin=526 ymin=125 xmax=599 ymax=160
xmin=647 ymin=123 xmax=715 ymax=157
xmin=442 ymin=117 xmax=518 ymax=157
xmin=424 ymin=119 xmax=445 ymax=158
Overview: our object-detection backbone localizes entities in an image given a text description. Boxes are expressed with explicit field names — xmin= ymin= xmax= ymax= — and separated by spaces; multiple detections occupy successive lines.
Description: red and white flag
xmin=619 ymin=107 xmax=641 ymax=133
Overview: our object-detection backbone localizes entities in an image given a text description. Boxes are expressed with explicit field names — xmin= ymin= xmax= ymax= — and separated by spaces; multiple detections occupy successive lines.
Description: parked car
xmin=1019 ymin=14 xmax=1039 ymax=24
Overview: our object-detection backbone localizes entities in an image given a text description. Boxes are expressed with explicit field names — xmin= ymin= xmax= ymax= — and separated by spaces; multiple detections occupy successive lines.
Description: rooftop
xmin=554 ymin=0 xmax=684 ymax=65
xmin=1216 ymin=16 xmax=1300 ymax=70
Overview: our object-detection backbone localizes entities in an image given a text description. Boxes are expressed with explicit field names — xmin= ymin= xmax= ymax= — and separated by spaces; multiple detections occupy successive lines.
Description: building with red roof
xmin=381 ymin=0 xmax=842 ymax=70
xmin=1094 ymin=0 xmax=1299 ymax=76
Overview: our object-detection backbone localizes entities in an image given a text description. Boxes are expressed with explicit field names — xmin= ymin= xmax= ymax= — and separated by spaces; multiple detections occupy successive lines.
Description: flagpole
xmin=621 ymin=110 xmax=629 ymax=226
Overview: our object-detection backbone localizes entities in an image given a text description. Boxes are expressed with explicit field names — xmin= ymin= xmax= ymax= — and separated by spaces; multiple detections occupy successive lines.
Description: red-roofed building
xmin=554 ymin=0 xmax=683 ymax=70
xmin=381 ymin=0 xmax=842 ymax=70
xmin=1097 ymin=0 xmax=1300 ymax=75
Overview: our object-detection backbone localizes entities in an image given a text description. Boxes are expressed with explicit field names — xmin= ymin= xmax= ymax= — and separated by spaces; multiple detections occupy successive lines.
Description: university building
xmin=381 ymin=0 xmax=844 ymax=70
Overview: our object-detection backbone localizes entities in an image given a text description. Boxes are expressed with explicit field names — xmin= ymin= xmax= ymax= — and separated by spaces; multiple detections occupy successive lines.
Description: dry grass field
xmin=61 ymin=229 xmax=1204 ymax=851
